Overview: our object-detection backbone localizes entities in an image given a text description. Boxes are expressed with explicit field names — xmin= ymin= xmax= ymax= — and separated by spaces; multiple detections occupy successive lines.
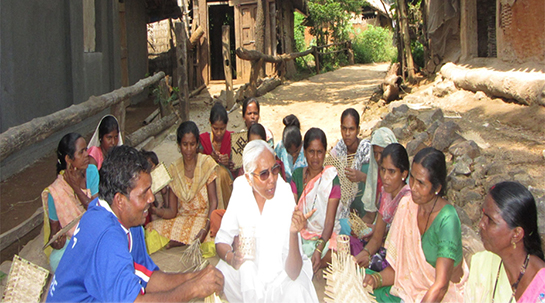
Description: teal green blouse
xmin=421 ymin=204 xmax=463 ymax=267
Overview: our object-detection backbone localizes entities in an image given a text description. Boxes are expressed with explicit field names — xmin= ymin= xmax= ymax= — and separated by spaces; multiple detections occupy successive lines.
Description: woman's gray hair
xmin=243 ymin=140 xmax=274 ymax=180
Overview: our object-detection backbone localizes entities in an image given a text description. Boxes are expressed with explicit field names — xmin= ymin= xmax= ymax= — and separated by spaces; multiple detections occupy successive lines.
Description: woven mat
xmin=2 ymin=255 xmax=50 ymax=303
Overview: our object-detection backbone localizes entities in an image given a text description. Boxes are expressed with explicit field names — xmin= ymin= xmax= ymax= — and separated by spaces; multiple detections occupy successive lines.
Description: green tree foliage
xmin=352 ymin=25 xmax=396 ymax=63
xmin=294 ymin=11 xmax=315 ymax=73
xmin=306 ymin=0 xmax=366 ymax=46
xmin=294 ymin=11 xmax=307 ymax=52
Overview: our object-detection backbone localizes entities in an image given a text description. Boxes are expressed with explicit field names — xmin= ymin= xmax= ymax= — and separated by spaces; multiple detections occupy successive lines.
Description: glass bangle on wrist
xmin=362 ymin=247 xmax=372 ymax=263
xmin=225 ymin=248 xmax=233 ymax=260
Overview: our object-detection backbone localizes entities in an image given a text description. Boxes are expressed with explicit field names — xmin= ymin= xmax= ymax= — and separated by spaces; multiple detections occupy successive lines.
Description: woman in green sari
xmin=363 ymin=147 xmax=467 ymax=302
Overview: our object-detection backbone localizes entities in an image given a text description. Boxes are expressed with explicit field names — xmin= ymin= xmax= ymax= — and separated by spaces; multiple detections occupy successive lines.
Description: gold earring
xmin=512 ymin=241 xmax=516 ymax=249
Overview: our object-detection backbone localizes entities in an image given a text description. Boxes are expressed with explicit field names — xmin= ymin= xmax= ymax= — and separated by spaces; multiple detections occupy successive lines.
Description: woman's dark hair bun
xmin=283 ymin=114 xmax=300 ymax=129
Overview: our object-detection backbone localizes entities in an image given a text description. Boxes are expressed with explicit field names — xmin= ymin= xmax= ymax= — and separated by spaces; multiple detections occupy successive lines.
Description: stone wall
xmin=374 ymin=81 xmax=545 ymax=252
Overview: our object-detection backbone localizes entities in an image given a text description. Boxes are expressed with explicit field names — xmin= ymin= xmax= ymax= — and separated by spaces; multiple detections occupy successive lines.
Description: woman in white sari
xmin=290 ymin=128 xmax=342 ymax=274
xmin=215 ymin=140 xmax=318 ymax=303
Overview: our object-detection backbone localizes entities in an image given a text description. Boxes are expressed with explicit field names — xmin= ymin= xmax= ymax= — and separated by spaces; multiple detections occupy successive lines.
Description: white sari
xmin=215 ymin=176 xmax=318 ymax=303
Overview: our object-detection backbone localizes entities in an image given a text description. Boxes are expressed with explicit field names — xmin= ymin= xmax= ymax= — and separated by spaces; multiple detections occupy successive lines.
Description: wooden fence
xmin=0 ymin=72 xmax=167 ymax=251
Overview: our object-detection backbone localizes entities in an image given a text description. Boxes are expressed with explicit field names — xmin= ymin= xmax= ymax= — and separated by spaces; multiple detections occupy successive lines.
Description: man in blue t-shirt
xmin=47 ymin=146 xmax=224 ymax=302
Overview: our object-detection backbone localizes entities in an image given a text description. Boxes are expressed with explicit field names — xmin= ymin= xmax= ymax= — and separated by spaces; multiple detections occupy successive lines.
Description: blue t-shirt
xmin=47 ymin=198 xmax=159 ymax=302
xmin=48 ymin=164 xmax=99 ymax=221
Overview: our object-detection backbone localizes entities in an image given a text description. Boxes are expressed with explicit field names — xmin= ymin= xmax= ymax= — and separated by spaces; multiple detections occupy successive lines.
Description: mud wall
xmin=496 ymin=0 xmax=545 ymax=63
xmin=0 ymin=0 xmax=149 ymax=180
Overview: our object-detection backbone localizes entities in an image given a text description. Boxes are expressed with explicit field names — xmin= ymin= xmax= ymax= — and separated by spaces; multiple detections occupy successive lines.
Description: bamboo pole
xmin=0 ymin=72 xmax=165 ymax=162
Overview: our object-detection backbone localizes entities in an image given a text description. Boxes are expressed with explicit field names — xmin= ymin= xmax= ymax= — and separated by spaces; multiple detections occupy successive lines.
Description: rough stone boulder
xmin=449 ymin=175 xmax=476 ymax=191
xmin=417 ymin=108 xmax=444 ymax=128
xmin=432 ymin=121 xmax=463 ymax=151
xmin=449 ymin=140 xmax=481 ymax=159
xmin=406 ymin=138 xmax=428 ymax=156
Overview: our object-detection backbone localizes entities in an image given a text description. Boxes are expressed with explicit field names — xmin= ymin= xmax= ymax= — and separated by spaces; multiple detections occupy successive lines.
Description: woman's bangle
xmin=362 ymin=247 xmax=372 ymax=264
xmin=224 ymin=248 xmax=233 ymax=261
xmin=315 ymin=248 xmax=323 ymax=255
xmin=316 ymin=238 xmax=325 ymax=249
xmin=372 ymin=272 xmax=383 ymax=288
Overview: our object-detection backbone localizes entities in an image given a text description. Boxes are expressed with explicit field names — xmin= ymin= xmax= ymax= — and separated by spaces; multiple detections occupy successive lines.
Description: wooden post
xmin=248 ymin=59 xmax=264 ymax=96
xmin=346 ymin=41 xmax=355 ymax=65
xmin=175 ymin=22 xmax=189 ymax=122
xmin=157 ymin=77 xmax=172 ymax=117
xmin=222 ymin=25 xmax=234 ymax=109
xmin=112 ymin=1 xmax=129 ymax=139
xmin=397 ymin=0 xmax=416 ymax=83
xmin=255 ymin=0 xmax=267 ymax=78
xmin=313 ymin=46 xmax=320 ymax=74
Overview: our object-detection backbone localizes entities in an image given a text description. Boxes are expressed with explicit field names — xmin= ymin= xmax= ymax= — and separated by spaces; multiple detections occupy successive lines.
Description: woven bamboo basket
xmin=349 ymin=211 xmax=373 ymax=239
xmin=324 ymin=249 xmax=376 ymax=303
xmin=336 ymin=235 xmax=351 ymax=255
xmin=324 ymin=152 xmax=359 ymax=209
xmin=2 ymin=255 xmax=50 ymax=303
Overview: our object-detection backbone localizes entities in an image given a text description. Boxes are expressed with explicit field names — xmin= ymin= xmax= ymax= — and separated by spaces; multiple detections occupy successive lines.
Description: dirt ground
xmin=2 ymin=62 xmax=545 ymax=267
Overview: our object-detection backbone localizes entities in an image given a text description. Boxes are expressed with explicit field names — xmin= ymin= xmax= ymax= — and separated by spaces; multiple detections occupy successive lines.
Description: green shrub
xmin=411 ymin=40 xmax=424 ymax=69
xmin=294 ymin=12 xmax=311 ymax=71
xmin=352 ymin=25 xmax=396 ymax=64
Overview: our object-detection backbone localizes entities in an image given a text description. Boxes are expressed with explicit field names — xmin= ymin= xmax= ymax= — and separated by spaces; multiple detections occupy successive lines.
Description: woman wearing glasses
xmin=215 ymin=140 xmax=318 ymax=302
xmin=290 ymin=128 xmax=342 ymax=275
xmin=146 ymin=121 xmax=219 ymax=252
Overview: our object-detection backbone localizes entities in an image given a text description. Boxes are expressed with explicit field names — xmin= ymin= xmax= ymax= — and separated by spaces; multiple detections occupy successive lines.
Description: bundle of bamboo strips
xmin=180 ymin=239 xmax=222 ymax=302
xmin=324 ymin=249 xmax=376 ymax=303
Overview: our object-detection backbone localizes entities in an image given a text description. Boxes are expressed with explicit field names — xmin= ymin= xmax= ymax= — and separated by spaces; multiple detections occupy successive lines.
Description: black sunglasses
xmin=252 ymin=163 xmax=281 ymax=181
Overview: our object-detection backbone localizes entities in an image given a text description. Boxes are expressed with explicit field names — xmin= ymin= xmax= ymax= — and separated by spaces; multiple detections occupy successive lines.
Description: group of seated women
xmin=43 ymin=101 xmax=544 ymax=302
xmin=203 ymin=103 xmax=544 ymax=302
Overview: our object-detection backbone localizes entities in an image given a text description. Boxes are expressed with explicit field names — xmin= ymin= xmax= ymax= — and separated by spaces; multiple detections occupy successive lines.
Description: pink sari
xmin=518 ymin=268 xmax=545 ymax=302
xmin=384 ymin=196 xmax=468 ymax=303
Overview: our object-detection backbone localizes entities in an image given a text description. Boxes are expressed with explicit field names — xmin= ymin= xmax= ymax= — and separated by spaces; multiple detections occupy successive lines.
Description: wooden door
xmin=236 ymin=3 xmax=257 ymax=82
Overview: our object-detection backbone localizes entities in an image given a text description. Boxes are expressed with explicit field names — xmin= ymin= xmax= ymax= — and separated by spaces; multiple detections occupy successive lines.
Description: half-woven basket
xmin=2 ymin=255 xmax=50 ymax=303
